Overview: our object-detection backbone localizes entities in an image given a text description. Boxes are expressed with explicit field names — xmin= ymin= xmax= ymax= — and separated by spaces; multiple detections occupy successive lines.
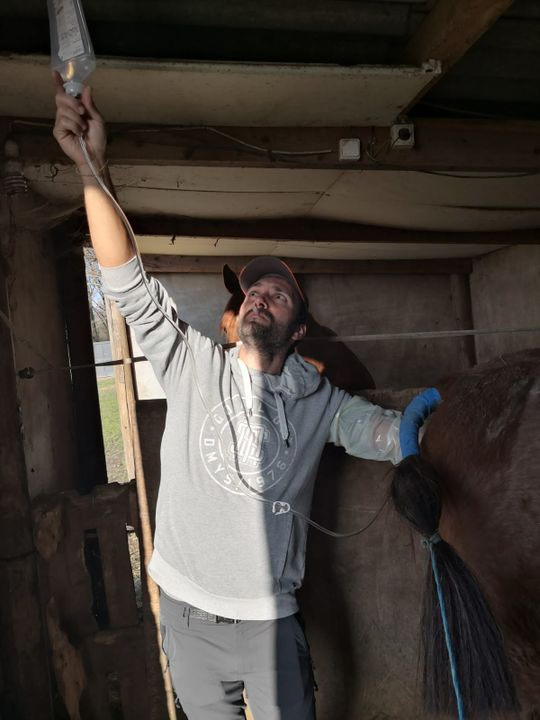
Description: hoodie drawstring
xmin=238 ymin=359 xmax=253 ymax=416
xmin=274 ymin=391 xmax=290 ymax=445
xmin=238 ymin=359 xmax=290 ymax=445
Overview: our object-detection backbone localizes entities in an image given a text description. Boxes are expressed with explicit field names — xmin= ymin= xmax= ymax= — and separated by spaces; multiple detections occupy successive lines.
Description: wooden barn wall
xmin=470 ymin=245 xmax=540 ymax=364
xmin=9 ymin=228 xmax=77 ymax=498
xmin=132 ymin=270 xmax=473 ymax=398
xmin=0 ymin=227 xmax=57 ymax=718
xmin=300 ymin=272 xmax=474 ymax=387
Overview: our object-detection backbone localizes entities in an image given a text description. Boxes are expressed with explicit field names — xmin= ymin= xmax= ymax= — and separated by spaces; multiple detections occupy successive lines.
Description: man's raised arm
xmin=52 ymin=72 xmax=134 ymax=268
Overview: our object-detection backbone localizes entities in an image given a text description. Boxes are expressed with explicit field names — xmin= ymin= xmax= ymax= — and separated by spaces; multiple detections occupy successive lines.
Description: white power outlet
xmin=390 ymin=123 xmax=415 ymax=149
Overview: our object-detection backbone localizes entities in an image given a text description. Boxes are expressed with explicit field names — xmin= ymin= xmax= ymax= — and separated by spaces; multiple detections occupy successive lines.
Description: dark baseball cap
xmin=239 ymin=256 xmax=307 ymax=306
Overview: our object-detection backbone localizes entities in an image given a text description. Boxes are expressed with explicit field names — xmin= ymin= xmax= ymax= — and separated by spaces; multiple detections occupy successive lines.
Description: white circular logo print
xmin=199 ymin=395 xmax=297 ymax=495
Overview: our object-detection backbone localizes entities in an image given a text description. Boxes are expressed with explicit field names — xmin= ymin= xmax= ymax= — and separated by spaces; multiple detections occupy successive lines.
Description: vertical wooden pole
xmin=106 ymin=298 xmax=135 ymax=480
xmin=0 ymin=248 xmax=52 ymax=719
xmin=107 ymin=300 xmax=177 ymax=720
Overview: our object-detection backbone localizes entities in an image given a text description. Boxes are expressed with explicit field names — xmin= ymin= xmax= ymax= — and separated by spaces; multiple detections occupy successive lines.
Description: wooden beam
xmin=0 ymin=273 xmax=34 ymax=560
xmin=105 ymin=303 xmax=177 ymax=718
xmin=0 ymin=254 xmax=52 ymax=719
xmin=142 ymin=254 xmax=473 ymax=275
xmin=128 ymin=216 xmax=540 ymax=245
xmin=11 ymin=118 xmax=540 ymax=172
xmin=403 ymin=0 xmax=514 ymax=112
xmin=405 ymin=0 xmax=514 ymax=71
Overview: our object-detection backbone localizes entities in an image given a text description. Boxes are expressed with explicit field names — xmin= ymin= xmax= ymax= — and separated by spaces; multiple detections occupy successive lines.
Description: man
xmin=53 ymin=76 xmax=403 ymax=720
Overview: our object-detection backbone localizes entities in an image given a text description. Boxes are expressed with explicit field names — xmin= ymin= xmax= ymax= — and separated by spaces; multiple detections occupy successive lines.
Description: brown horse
xmin=220 ymin=264 xmax=375 ymax=392
xmin=393 ymin=348 xmax=540 ymax=718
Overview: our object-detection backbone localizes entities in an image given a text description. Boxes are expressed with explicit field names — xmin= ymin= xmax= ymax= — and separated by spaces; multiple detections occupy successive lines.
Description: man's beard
xmin=237 ymin=310 xmax=297 ymax=359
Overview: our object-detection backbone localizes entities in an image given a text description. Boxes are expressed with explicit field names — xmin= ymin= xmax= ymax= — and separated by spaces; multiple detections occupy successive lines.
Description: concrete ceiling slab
xmin=1 ymin=54 xmax=440 ymax=126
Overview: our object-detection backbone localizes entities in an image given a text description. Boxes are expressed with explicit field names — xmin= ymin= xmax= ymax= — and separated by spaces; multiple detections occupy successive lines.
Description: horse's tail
xmin=391 ymin=454 xmax=519 ymax=718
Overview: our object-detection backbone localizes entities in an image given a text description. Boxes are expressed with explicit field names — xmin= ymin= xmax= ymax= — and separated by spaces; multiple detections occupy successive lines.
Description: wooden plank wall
xmin=470 ymin=244 xmax=540 ymax=363
xmin=0 ymin=249 xmax=52 ymax=718
xmin=9 ymin=228 xmax=78 ymax=499
xmin=32 ymin=482 xmax=169 ymax=720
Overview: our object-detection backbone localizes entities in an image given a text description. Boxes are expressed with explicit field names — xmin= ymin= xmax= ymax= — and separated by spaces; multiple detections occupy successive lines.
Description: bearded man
xmin=53 ymin=75 xmax=404 ymax=720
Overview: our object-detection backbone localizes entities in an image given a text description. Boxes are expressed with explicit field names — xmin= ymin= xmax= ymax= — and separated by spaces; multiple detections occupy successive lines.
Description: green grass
xmin=97 ymin=376 xmax=128 ymax=484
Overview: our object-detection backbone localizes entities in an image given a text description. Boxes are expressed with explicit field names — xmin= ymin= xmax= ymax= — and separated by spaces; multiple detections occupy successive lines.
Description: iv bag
xmin=47 ymin=0 xmax=96 ymax=97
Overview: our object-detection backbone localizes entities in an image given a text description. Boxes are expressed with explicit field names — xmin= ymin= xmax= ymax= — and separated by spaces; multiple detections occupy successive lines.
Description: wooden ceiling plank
xmin=141 ymin=254 xmax=473 ymax=275
xmin=129 ymin=216 xmax=539 ymax=245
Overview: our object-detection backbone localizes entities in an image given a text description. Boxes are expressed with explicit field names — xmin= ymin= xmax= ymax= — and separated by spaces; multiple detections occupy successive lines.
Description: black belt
xmin=188 ymin=607 xmax=242 ymax=624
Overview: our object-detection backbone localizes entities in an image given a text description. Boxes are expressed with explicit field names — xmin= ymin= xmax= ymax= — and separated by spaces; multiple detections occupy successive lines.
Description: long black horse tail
xmin=391 ymin=454 xmax=519 ymax=718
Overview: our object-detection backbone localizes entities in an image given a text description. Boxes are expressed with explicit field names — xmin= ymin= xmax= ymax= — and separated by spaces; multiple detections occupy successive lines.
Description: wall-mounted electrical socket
xmin=390 ymin=123 xmax=415 ymax=149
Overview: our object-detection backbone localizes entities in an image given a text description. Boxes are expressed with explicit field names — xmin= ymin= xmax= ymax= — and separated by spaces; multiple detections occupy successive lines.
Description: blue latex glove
xmin=399 ymin=388 xmax=442 ymax=459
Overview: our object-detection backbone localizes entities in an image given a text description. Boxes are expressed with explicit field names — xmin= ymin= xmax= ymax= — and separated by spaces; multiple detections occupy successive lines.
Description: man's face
xmin=236 ymin=275 xmax=305 ymax=352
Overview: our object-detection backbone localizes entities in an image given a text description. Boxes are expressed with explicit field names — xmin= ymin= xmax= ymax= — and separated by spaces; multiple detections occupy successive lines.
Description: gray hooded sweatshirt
xmin=102 ymin=257 xmax=402 ymax=620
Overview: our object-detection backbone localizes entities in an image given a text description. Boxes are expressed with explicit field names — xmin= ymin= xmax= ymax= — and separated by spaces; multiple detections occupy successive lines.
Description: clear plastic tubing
xmin=47 ymin=0 xmax=96 ymax=97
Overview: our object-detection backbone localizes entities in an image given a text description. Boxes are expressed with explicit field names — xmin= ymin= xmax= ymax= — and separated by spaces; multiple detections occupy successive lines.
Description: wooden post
xmin=107 ymin=300 xmax=177 ymax=719
xmin=106 ymin=298 xmax=135 ymax=480
xmin=0 ymin=247 xmax=52 ymax=719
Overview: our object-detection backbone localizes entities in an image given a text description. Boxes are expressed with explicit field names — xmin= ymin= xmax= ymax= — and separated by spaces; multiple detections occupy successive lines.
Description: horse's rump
xmin=421 ymin=349 xmax=540 ymax=710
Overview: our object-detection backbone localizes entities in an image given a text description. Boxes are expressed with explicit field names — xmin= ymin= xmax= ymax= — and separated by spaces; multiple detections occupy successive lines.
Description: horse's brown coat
xmin=424 ymin=349 xmax=540 ymax=713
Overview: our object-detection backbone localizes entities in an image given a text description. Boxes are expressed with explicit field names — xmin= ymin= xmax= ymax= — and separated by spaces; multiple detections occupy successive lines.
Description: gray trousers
xmin=160 ymin=593 xmax=316 ymax=720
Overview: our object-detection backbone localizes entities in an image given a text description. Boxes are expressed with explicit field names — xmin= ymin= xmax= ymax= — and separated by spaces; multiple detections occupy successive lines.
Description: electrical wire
xmin=364 ymin=127 xmax=540 ymax=178
xmin=365 ymin=135 xmax=393 ymax=163
xmin=78 ymin=135 xmax=383 ymax=539
xmin=12 ymin=118 xmax=540 ymax=177
xmin=412 ymin=169 xmax=540 ymax=179
xmin=117 ymin=124 xmax=334 ymax=157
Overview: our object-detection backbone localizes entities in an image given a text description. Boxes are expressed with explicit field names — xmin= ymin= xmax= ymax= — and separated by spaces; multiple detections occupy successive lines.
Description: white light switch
xmin=339 ymin=138 xmax=361 ymax=161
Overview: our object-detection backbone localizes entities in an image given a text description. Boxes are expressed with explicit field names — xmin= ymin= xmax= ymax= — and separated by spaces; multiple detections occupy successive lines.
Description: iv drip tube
xmin=79 ymin=135 xmax=393 ymax=539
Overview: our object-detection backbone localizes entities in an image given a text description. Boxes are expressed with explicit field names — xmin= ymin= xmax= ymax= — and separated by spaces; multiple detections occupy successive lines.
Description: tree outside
xmin=84 ymin=246 xmax=109 ymax=342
